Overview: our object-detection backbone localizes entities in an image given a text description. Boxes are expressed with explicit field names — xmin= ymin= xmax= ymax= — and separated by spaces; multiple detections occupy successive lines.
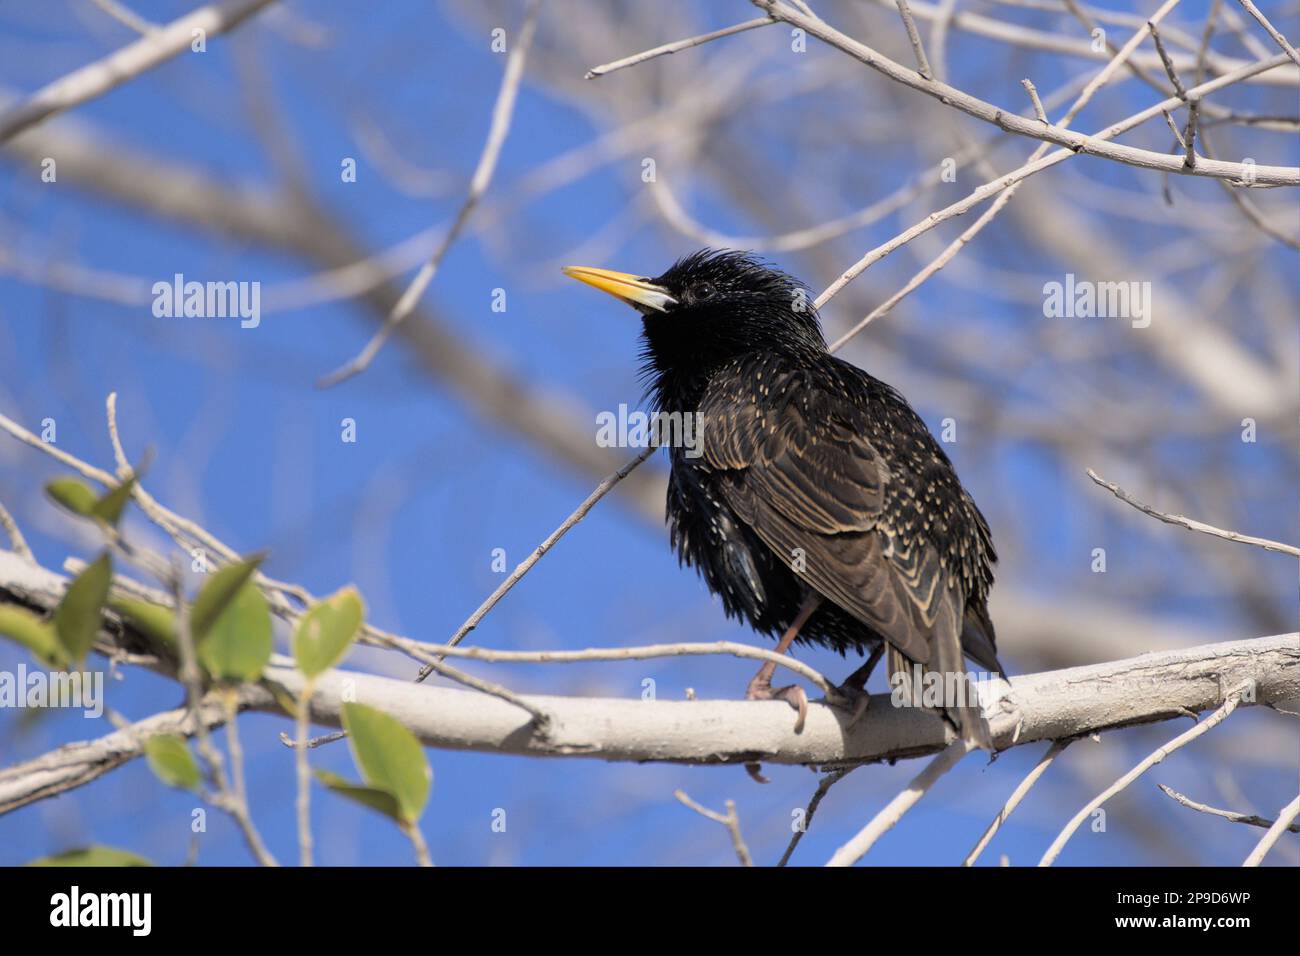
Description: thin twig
xmin=894 ymin=0 xmax=934 ymax=79
xmin=319 ymin=0 xmax=541 ymax=387
xmin=753 ymin=1 xmax=1297 ymax=187
xmin=1183 ymin=99 xmax=1200 ymax=166
xmin=1039 ymin=686 xmax=1249 ymax=866
xmin=826 ymin=740 xmax=972 ymax=866
xmin=818 ymin=17 xmax=1287 ymax=316
xmin=965 ymin=739 xmax=1072 ymax=865
xmin=416 ymin=445 xmax=656 ymax=677
xmin=0 ymin=0 xmax=278 ymax=144
xmin=1162 ymin=109 xmax=1188 ymax=148
xmin=1236 ymin=0 xmax=1300 ymax=67
xmin=826 ymin=1 xmax=1184 ymax=348
xmin=295 ymin=673 xmax=315 ymax=867
xmin=88 ymin=0 xmax=160 ymax=34
xmin=1158 ymin=784 xmax=1300 ymax=832
xmin=1243 ymin=795 xmax=1300 ymax=865
xmin=217 ymin=688 xmax=271 ymax=865
xmin=778 ymin=767 xmax=856 ymax=866
xmin=0 ymin=499 xmax=34 ymax=561
xmin=404 ymin=635 xmax=841 ymax=701
xmin=674 ymin=790 xmax=753 ymax=866
xmin=1021 ymin=78 xmax=1047 ymax=122
xmin=169 ymin=564 xmax=278 ymax=866
xmin=1088 ymin=469 xmax=1300 ymax=557
xmin=1149 ymin=22 xmax=1189 ymax=97
xmin=585 ymin=17 xmax=773 ymax=79
xmin=402 ymin=821 xmax=434 ymax=867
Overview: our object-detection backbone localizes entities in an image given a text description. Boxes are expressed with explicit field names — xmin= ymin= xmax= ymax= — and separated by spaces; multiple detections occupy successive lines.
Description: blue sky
xmin=0 ymin=1 xmax=1296 ymax=866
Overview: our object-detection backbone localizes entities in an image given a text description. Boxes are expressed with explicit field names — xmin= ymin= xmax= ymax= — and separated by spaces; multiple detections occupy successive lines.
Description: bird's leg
xmin=833 ymin=643 xmax=885 ymax=728
xmin=746 ymin=594 xmax=820 ymax=735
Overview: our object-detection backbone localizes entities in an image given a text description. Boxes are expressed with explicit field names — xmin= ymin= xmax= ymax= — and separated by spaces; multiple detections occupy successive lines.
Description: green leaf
xmin=29 ymin=846 xmax=152 ymax=867
xmin=45 ymin=478 xmax=97 ymax=518
xmin=143 ymin=735 xmax=201 ymax=791
xmin=91 ymin=474 xmax=138 ymax=527
xmin=196 ymin=582 xmax=271 ymax=683
xmin=314 ymin=769 xmax=405 ymax=823
xmin=190 ymin=553 xmax=265 ymax=640
xmin=53 ymin=553 xmax=112 ymax=665
xmin=342 ymin=702 xmax=431 ymax=825
xmin=108 ymin=597 xmax=177 ymax=652
xmin=293 ymin=586 xmax=364 ymax=678
xmin=0 ymin=605 xmax=66 ymax=668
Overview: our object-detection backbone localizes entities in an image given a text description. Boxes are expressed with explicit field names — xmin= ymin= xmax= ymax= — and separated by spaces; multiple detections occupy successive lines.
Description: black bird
xmin=564 ymin=250 xmax=1004 ymax=752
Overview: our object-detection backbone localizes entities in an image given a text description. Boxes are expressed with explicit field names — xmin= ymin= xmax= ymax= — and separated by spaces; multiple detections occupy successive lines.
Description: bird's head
xmin=563 ymin=249 xmax=826 ymax=404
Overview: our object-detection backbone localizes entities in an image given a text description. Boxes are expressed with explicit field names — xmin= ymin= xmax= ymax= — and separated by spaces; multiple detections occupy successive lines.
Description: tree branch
xmin=1 ymin=540 xmax=1293 ymax=818
xmin=0 ymin=0 xmax=278 ymax=144
xmin=752 ymin=0 xmax=1298 ymax=186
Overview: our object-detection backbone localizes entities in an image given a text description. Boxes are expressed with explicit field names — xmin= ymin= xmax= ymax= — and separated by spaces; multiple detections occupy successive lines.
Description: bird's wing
xmin=699 ymin=358 xmax=953 ymax=665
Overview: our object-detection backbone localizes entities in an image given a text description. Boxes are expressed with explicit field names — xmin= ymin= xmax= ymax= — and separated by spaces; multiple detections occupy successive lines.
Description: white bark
xmin=1 ymin=549 xmax=1295 ymax=815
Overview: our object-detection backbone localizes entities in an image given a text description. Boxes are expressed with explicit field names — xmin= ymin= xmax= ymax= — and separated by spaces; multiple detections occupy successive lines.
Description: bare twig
xmin=1039 ymin=686 xmax=1250 ymax=866
xmin=1162 ymin=109 xmax=1188 ymax=148
xmin=0 ymin=0 xmax=278 ymax=143
xmin=319 ymin=0 xmax=541 ymax=386
xmin=816 ymin=49 xmax=1294 ymax=313
xmin=0 ymin=499 xmax=33 ymax=561
xmin=1243 ymin=795 xmax=1300 ymax=865
xmin=585 ymin=17 xmax=773 ymax=79
xmin=1183 ymin=98 xmax=1200 ymax=166
xmin=1236 ymin=0 xmax=1300 ymax=67
xmin=1158 ymin=784 xmax=1300 ymax=832
xmin=862 ymin=0 xmax=1296 ymax=85
xmin=778 ymin=767 xmax=856 ymax=866
xmin=965 ymin=739 xmax=1073 ymax=865
xmin=417 ymin=445 xmax=656 ymax=676
xmin=826 ymin=1 xmax=1188 ymax=347
xmin=827 ymin=740 xmax=972 ymax=866
xmin=88 ymin=0 xmax=159 ymax=35
xmin=295 ymin=673 xmax=315 ymax=866
xmin=402 ymin=635 xmax=841 ymax=702
xmin=1021 ymin=78 xmax=1048 ymax=122
xmin=1149 ymin=22 xmax=1189 ymax=98
xmin=168 ymin=564 xmax=278 ymax=866
xmin=1088 ymin=469 xmax=1300 ymax=557
xmin=752 ymin=1 xmax=1298 ymax=186
xmin=894 ymin=0 xmax=934 ymax=79
xmin=674 ymin=790 xmax=753 ymax=866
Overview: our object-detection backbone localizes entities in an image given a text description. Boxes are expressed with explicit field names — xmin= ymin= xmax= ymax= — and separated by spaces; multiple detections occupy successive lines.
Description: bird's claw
xmin=747 ymin=679 xmax=809 ymax=734
xmin=831 ymin=681 xmax=871 ymax=728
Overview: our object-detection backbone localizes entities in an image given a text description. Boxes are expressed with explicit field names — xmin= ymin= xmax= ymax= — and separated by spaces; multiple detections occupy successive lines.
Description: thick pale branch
xmin=0 ymin=578 xmax=1293 ymax=815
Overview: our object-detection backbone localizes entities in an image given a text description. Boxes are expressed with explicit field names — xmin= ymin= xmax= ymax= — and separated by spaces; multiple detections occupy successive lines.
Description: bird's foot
xmin=830 ymin=681 xmax=871 ymax=728
xmin=746 ymin=674 xmax=809 ymax=735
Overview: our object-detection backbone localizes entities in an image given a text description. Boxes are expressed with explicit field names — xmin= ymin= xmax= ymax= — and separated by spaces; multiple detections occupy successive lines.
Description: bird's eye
xmin=694 ymin=282 xmax=716 ymax=300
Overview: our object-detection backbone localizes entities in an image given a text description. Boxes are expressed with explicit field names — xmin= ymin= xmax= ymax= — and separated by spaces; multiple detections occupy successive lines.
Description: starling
xmin=564 ymin=249 xmax=1004 ymax=752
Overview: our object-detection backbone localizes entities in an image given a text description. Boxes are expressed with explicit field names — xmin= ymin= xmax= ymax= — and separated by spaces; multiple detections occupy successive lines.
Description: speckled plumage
xmin=607 ymin=249 xmax=1003 ymax=745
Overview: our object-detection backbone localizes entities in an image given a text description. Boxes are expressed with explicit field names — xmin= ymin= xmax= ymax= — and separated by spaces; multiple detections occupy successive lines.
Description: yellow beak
xmin=562 ymin=265 xmax=677 ymax=312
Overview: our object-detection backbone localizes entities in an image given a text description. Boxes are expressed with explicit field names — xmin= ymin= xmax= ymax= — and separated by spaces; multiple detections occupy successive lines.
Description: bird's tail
xmin=886 ymin=638 xmax=992 ymax=751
